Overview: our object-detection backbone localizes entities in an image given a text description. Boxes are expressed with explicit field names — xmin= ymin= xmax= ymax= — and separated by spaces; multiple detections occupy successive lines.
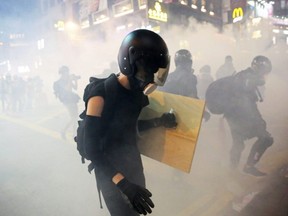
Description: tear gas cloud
xmin=1 ymin=13 xmax=288 ymax=216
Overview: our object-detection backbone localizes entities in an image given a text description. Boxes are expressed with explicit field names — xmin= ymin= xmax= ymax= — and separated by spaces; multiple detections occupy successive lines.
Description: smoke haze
xmin=1 ymin=13 xmax=288 ymax=216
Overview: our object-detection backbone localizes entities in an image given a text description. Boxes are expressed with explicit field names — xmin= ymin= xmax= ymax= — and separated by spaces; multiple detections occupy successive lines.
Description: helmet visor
xmin=154 ymin=60 xmax=170 ymax=86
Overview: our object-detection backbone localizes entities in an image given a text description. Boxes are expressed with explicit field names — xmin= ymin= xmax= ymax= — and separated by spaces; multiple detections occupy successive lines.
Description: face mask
xmin=143 ymin=83 xmax=158 ymax=95
xmin=137 ymin=64 xmax=170 ymax=95
xmin=130 ymin=53 xmax=170 ymax=94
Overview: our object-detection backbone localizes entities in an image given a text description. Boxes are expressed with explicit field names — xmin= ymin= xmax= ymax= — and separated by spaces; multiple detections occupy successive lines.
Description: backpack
xmin=205 ymin=75 xmax=236 ymax=115
xmin=74 ymin=74 xmax=118 ymax=167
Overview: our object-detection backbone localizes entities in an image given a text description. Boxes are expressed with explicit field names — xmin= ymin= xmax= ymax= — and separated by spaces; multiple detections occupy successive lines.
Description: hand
xmin=156 ymin=112 xmax=177 ymax=128
xmin=117 ymin=178 xmax=154 ymax=215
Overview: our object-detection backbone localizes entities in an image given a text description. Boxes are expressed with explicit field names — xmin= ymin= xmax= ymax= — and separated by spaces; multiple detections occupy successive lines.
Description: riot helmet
xmin=174 ymin=49 xmax=192 ymax=69
xmin=251 ymin=55 xmax=272 ymax=74
xmin=199 ymin=65 xmax=211 ymax=74
xmin=59 ymin=65 xmax=70 ymax=75
xmin=225 ymin=55 xmax=233 ymax=63
xmin=251 ymin=55 xmax=272 ymax=86
xmin=118 ymin=29 xmax=170 ymax=95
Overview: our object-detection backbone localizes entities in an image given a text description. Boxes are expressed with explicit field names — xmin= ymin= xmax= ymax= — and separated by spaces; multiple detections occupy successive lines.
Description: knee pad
xmin=259 ymin=136 xmax=274 ymax=149
xmin=262 ymin=136 xmax=274 ymax=148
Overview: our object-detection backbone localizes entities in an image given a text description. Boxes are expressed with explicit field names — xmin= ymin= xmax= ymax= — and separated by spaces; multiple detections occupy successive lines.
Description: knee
xmin=262 ymin=135 xmax=274 ymax=148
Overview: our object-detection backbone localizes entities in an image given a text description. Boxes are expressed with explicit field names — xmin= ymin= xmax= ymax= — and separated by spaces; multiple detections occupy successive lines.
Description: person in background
xmin=160 ymin=49 xmax=198 ymax=97
xmin=159 ymin=49 xmax=210 ymax=121
xmin=0 ymin=74 xmax=8 ymax=112
xmin=197 ymin=64 xmax=214 ymax=99
xmin=53 ymin=65 xmax=80 ymax=139
xmin=10 ymin=75 xmax=26 ymax=113
xmin=215 ymin=55 xmax=236 ymax=80
xmin=224 ymin=55 xmax=273 ymax=177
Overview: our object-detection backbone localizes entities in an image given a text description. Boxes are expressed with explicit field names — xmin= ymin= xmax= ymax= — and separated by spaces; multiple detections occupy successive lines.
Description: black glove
xmin=117 ymin=178 xmax=154 ymax=215
xmin=154 ymin=112 xmax=177 ymax=128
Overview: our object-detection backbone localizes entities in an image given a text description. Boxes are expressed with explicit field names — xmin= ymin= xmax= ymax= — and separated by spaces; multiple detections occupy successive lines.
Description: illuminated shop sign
xmin=230 ymin=0 xmax=246 ymax=23
xmin=92 ymin=9 xmax=109 ymax=24
xmin=113 ymin=0 xmax=134 ymax=17
xmin=232 ymin=7 xmax=243 ymax=23
xmin=138 ymin=0 xmax=147 ymax=9
xmin=54 ymin=20 xmax=65 ymax=31
xmin=78 ymin=0 xmax=107 ymax=27
xmin=148 ymin=1 xmax=168 ymax=22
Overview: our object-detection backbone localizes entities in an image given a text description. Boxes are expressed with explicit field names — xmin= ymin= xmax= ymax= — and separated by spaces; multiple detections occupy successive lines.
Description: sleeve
xmin=84 ymin=115 xmax=118 ymax=178
xmin=83 ymin=82 xmax=106 ymax=107
xmin=137 ymin=119 xmax=158 ymax=132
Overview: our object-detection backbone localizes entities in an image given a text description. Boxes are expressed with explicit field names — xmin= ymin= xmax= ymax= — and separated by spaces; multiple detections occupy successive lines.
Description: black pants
xmin=226 ymin=118 xmax=273 ymax=168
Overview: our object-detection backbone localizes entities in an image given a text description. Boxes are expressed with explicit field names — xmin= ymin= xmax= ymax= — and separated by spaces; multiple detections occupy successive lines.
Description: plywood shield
xmin=138 ymin=90 xmax=205 ymax=173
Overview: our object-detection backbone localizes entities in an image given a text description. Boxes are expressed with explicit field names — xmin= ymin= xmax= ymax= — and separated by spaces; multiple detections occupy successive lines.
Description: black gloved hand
xmin=117 ymin=178 xmax=154 ymax=215
xmin=154 ymin=112 xmax=177 ymax=128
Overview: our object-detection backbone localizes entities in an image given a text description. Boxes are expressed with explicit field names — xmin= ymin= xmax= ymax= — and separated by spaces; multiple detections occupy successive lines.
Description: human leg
xmin=243 ymin=132 xmax=273 ymax=176
xmin=229 ymin=130 xmax=245 ymax=169
xmin=246 ymin=135 xmax=273 ymax=166
xmin=62 ymin=103 xmax=78 ymax=139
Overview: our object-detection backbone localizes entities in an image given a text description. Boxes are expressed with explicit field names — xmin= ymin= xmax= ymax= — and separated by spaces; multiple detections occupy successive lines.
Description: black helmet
xmin=251 ymin=55 xmax=272 ymax=74
xmin=118 ymin=29 xmax=170 ymax=94
xmin=199 ymin=65 xmax=211 ymax=74
xmin=225 ymin=55 xmax=233 ymax=63
xmin=174 ymin=49 xmax=192 ymax=67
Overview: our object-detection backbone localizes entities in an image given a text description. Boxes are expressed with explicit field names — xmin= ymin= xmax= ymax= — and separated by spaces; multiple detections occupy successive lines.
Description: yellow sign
xmin=54 ymin=20 xmax=65 ymax=31
xmin=232 ymin=7 xmax=243 ymax=23
xmin=148 ymin=1 xmax=168 ymax=22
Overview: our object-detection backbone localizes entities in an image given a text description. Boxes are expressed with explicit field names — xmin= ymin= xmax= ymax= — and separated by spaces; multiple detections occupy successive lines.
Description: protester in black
xmin=224 ymin=55 xmax=273 ymax=177
xmin=83 ymin=29 xmax=176 ymax=216
xmin=53 ymin=65 xmax=80 ymax=139
xmin=215 ymin=55 xmax=236 ymax=80
xmin=159 ymin=49 xmax=210 ymax=121
xmin=160 ymin=49 xmax=197 ymax=97
xmin=197 ymin=64 xmax=214 ymax=99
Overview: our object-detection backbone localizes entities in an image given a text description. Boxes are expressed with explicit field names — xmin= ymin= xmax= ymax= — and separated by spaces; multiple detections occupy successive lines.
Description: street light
xmin=65 ymin=21 xmax=80 ymax=32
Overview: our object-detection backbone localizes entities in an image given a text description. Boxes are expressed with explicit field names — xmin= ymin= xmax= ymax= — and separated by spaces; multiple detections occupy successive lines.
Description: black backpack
xmin=74 ymin=74 xmax=118 ymax=166
xmin=205 ymin=75 xmax=236 ymax=115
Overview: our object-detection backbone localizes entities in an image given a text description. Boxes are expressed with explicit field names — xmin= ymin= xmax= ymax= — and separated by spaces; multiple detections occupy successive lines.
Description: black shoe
xmin=243 ymin=166 xmax=266 ymax=177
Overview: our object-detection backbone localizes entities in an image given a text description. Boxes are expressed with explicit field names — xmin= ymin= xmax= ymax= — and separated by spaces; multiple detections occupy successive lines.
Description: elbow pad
xmin=84 ymin=115 xmax=103 ymax=160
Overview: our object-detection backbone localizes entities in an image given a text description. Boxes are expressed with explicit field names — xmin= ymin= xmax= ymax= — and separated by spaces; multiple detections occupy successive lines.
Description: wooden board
xmin=137 ymin=90 xmax=205 ymax=173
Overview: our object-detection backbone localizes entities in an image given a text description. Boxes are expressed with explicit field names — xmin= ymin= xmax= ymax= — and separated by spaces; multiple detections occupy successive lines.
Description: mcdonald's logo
xmin=232 ymin=7 xmax=244 ymax=23
xmin=232 ymin=7 xmax=243 ymax=18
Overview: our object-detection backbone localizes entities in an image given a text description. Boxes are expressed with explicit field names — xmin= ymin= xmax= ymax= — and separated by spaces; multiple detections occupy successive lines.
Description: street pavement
xmin=1 ymin=70 xmax=288 ymax=216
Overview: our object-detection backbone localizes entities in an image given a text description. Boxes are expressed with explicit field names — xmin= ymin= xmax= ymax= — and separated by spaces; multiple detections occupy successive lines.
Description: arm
xmin=138 ymin=112 xmax=177 ymax=132
xmin=85 ymin=96 xmax=118 ymax=178
xmin=71 ymin=79 xmax=78 ymax=90
xmin=86 ymin=96 xmax=154 ymax=215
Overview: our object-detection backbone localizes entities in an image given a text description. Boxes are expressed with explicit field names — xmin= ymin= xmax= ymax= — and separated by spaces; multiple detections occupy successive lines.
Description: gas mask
xmin=251 ymin=68 xmax=269 ymax=87
xmin=128 ymin=51 xmax=170 ymax=95
xmin=132 ymin=58 xmax=170 ymax=95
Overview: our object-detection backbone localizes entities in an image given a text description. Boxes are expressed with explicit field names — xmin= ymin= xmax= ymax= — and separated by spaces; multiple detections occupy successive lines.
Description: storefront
xmin=75 ymin=0 xmax=225 ymax=36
